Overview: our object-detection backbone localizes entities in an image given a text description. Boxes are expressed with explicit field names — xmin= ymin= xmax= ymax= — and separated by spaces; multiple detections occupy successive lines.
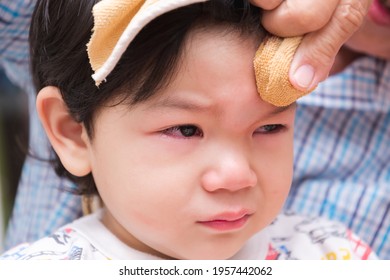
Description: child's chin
xmin=179 ymin=245 xmax=243 ymax=260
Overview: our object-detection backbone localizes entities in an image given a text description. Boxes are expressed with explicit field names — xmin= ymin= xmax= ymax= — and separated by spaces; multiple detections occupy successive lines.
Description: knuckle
xmin=310 ymin=43 xmax=335 ymax=65
xmin=336 ymin=0 xmax=366 ymax=32
xmin=305 ymin=36 xmax=338 ymax=65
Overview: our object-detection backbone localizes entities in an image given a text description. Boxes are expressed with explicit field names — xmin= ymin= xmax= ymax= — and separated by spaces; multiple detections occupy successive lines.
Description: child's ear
xmin=36 ymin=86 xmax=91 ymax=177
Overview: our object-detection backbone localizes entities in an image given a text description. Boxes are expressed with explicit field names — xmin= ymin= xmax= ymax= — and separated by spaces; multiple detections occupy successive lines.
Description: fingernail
xmin=293 ymin=64 xmax=315 ymax=90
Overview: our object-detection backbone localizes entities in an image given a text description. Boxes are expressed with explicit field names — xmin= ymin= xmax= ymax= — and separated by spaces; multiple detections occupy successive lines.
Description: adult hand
xmin=250 ymin=0 xmax=372 ymax=91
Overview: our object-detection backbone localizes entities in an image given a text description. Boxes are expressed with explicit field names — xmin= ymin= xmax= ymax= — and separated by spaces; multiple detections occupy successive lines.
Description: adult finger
xmin=249 ymin=0 xmax=283 ymax=11
xmin=261 ymin=0 xmax=340 ymax=37
xmin=288 ymin=0 xmax=371 ymax=91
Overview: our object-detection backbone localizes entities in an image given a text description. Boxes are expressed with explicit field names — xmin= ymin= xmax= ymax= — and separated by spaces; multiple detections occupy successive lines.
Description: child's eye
xmin=163 ymin=125 xmax=203 ymax=138
xmin=255 ymin=124 xmax=285 ymax=134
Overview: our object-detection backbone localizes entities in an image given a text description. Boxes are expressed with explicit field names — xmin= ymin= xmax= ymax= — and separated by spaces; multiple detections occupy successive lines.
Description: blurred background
xmin=0 ymin=69 xmax=29 ymax=252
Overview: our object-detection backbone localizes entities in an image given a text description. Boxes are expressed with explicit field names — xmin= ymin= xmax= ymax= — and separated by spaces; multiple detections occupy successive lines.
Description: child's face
xmin=84 ymin=29 xmax=295 ymax=259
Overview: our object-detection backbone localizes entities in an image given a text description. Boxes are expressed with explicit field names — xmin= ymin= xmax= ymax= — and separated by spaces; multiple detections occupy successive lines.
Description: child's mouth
xmin=197 ymin=212 xmax=252 ymax=231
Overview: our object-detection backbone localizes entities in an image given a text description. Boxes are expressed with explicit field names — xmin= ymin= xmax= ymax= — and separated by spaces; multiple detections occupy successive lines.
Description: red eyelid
xmin=162 ymin=125 xmax=203 ymax=138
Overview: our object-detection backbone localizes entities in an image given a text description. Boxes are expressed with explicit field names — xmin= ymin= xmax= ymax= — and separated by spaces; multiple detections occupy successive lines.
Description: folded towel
xmin=87 ymin=0 xmax=207 ymax=86
xmin=254 ymin=35 xmax=313 ymax=107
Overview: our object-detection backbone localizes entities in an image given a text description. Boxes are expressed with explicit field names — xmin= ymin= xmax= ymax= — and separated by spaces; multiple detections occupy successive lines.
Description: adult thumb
xmin=288 ymin=0 xmax=370 ymax=91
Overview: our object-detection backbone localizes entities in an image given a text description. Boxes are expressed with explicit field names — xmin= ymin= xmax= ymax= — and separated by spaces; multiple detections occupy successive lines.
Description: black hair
xmin=30 ymin=0 xmax=264 ymax=195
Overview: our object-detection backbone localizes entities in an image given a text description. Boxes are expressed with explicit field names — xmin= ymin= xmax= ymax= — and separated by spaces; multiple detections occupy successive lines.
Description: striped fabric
xmin=0 ymin=0 xmax=31 ymax=90
xmin=0 ymin=0 xmax=82 ymax=251
xmin=286 ymin=56 xmax=390 ymax=259
xmin=2 ymin=0 xmax=390 ymax=260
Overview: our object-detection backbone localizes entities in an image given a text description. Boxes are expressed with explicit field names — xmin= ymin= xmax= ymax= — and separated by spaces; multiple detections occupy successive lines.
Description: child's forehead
xmin=88 ymin=0 xmax=310 ymax=109
xmin=135 ymin=32 xmax=295 ymax=119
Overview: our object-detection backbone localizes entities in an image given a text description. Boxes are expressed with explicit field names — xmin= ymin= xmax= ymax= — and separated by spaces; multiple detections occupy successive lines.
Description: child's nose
xmin=201 ymin=150 xmax=257 ymax=193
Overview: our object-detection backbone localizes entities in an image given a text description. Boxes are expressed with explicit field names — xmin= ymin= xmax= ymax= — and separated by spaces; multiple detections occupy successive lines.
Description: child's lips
xmin=197 ymin=211 xmax=252 ymax=231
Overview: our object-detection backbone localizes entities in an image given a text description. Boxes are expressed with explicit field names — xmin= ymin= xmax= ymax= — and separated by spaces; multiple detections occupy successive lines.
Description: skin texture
xmin=344 ymin=0 xmax=390 ymax=59
xmin=332 ymin=0 xmax=390 ymax=73
xmin=37 ymin=28 xmax=296 ymax=260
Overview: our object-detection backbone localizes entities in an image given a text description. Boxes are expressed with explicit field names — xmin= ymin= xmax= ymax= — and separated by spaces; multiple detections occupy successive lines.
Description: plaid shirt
xmin=1 ymin=0 xmax=390 ymax=260
xmin=287 ymin=56 xmax=390 ymax=259
xmin=0 ymin=0 xmax=82 ymax=251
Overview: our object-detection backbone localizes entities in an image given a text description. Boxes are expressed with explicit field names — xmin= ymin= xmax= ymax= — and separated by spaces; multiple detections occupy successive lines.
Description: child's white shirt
xmin=0 ymin=210 xmax=377 ymax=260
